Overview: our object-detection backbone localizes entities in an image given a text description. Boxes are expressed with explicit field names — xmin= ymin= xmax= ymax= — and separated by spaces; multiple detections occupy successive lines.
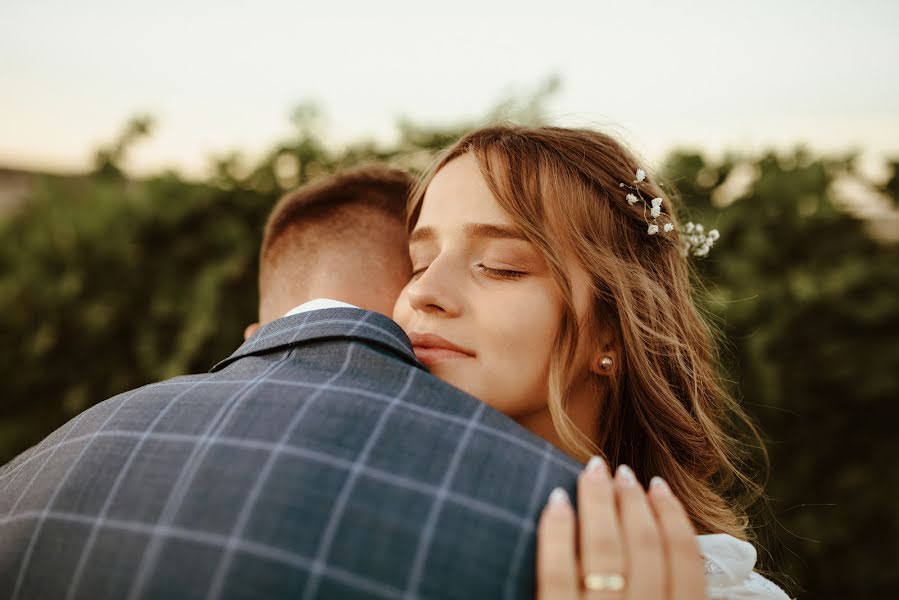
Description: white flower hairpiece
xmin=618 ymin=169 xmax=720 ymax=257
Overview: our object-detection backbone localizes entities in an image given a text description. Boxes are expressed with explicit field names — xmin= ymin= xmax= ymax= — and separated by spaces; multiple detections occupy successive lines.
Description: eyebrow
xmin=409 ymin=223 xmax=530 ymax=245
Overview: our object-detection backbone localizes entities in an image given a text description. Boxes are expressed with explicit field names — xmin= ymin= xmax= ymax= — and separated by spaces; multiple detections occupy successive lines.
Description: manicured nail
xmin=615 ymin=464 xmax=637 ymax=487
xmin=650 ymin=476 xmax=672 ymax=496
xmin=584 ymin=455 xmax=609 ymax=481
xmin=547 ymin=487 xmax=570 ymax=510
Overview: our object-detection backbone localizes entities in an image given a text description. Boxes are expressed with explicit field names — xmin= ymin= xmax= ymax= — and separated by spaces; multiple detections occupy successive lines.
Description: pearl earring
xmin=600 ymin=356 xmax=613 ymax=370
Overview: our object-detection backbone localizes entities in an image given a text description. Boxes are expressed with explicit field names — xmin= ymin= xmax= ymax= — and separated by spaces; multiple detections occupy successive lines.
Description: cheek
xmin=478 ymin=284 xmax=562 ymax=403
xmin=493 ymin=285 xmax=560 ymax=354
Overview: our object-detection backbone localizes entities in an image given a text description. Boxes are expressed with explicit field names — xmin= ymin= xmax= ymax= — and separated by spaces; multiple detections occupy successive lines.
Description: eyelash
xmin=478 ymin=265 xmax=525 ymax=280
xmin=410 ymin=265 xmax=526 ymax=281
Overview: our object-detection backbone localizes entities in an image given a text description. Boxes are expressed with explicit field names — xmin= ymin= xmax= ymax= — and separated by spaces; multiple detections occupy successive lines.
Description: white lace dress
xmin=699 ymin=534 xmax=791 ymax=599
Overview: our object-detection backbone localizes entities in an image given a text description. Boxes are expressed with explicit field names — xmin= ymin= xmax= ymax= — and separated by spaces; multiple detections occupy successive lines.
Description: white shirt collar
xmin=283 ymin=298 xmax=359 ymax=318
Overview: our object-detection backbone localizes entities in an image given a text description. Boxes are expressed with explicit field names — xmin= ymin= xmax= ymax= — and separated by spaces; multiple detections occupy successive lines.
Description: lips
xmin=408 ymin=332 xmax=475 ymax=365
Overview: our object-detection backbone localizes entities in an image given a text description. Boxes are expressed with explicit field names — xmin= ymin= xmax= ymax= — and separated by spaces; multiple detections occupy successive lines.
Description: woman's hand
xmin=537 ymin=457 xmax=707 ymax=599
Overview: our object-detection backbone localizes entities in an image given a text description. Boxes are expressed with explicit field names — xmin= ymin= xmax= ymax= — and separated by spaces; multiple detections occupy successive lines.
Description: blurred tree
xmin=663 ymin=148 xmax=899 ymax=599
xmin=882 ymin=160 xmax=899 ymax=208
xmin=92 ymin=115 xmax=155 ymax=179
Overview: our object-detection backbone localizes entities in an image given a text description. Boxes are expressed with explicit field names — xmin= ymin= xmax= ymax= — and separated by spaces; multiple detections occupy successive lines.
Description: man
xmin=0 ymin=165 xmax=582 ymax=599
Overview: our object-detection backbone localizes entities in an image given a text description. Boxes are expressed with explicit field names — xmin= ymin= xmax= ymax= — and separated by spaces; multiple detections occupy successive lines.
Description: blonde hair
xmin=408 ymin=125 xmax=766 ymax=539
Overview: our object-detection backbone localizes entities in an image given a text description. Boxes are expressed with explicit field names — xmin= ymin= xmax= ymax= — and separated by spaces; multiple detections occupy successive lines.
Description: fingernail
xmin=584 ymin=455 xmax=609 ymax=481
xmin=650 ymin=476 xmax=671 ymax=496
xmin=547 ymin=487 xmax=570 ymax=510
xmin=615 ymin=464 xmax=637 ymax=487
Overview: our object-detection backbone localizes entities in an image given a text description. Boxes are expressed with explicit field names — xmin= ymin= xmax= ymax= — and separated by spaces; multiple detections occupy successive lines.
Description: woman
xmin=392 ymin=126 xmax=789 ymax=599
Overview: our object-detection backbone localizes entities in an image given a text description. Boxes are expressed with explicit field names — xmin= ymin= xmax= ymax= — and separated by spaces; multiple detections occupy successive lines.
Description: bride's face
xmin=393 ymin=153 xmax=590 ymax=417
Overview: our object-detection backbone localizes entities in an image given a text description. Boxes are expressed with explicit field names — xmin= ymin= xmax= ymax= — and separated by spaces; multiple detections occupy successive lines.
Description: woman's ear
xmin=589 ymin=350 xmax=617 ymax=377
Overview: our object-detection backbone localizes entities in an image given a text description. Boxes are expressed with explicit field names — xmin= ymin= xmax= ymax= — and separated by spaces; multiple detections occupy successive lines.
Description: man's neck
xmin=283 ymin=298 xmax=358 ymax=317
xmin=262 ymin=284 xmax=399 ymax=323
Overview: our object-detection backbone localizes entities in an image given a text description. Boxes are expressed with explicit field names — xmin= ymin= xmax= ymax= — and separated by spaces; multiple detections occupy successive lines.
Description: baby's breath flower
xmin=680 ymin=222 xmax=720 ymax=257
xmin=620 ymin=166 xmax=720 ymax=255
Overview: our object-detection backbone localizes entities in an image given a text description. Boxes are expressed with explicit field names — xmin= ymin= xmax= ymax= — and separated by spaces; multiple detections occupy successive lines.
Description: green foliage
xmin=1 ymin=90 xmax=895 ymax=597
xmin=92 ymin=115 xmax=155 ymax=179
xmin=662 ymin=148 xmax=899 ymax=598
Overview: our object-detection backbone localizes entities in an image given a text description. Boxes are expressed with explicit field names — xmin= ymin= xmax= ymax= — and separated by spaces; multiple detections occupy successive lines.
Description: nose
xmin=405 ymin=256 xmax=463 ymax=317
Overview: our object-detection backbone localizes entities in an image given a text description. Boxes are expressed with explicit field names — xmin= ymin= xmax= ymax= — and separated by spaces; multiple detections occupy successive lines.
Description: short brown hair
xmin=261 ymin=164 xmax=413 ymax=263
xmin=258 ymin=164 xmax=414 ymax=318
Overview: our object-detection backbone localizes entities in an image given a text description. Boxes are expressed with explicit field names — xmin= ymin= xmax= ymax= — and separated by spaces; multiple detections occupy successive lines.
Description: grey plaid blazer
xmin=0 ymin=308 xmax=583 ymax=599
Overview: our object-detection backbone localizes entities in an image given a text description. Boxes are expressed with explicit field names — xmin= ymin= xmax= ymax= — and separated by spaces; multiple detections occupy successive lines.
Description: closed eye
xmin=478 ymin=265 xmax=525 ymax=280
xmin=410 ymin=265 xmax=526 ymax=281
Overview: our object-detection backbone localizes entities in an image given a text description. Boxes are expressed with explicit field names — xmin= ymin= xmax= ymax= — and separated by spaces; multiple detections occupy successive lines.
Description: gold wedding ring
xmin=583 ymin=572 xmax=626 ymax=592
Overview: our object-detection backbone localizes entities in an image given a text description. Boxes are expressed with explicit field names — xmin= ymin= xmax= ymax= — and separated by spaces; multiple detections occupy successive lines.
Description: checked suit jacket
xmin=0 ymin=307 xmax=584 ymax=599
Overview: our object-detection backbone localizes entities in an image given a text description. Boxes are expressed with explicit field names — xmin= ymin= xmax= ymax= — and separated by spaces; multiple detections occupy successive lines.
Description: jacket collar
xmin=211 ymin=307 xmax=422 ymax=372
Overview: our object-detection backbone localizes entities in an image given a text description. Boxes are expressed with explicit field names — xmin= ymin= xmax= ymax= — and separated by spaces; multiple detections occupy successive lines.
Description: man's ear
xmin=589 ymin=349 xmax=618 ymax=377
xmin=243 ymin=322 xmax=261 ymax=341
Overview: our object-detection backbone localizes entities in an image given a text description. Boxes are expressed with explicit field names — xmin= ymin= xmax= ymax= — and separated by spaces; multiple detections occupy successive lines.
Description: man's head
xmin=247 ymin=164 xmax=414 ymax=339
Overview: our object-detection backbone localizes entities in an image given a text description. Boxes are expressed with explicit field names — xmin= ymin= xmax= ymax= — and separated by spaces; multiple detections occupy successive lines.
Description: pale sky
xmin=1 ymin=0 xmax=897 ymax=178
